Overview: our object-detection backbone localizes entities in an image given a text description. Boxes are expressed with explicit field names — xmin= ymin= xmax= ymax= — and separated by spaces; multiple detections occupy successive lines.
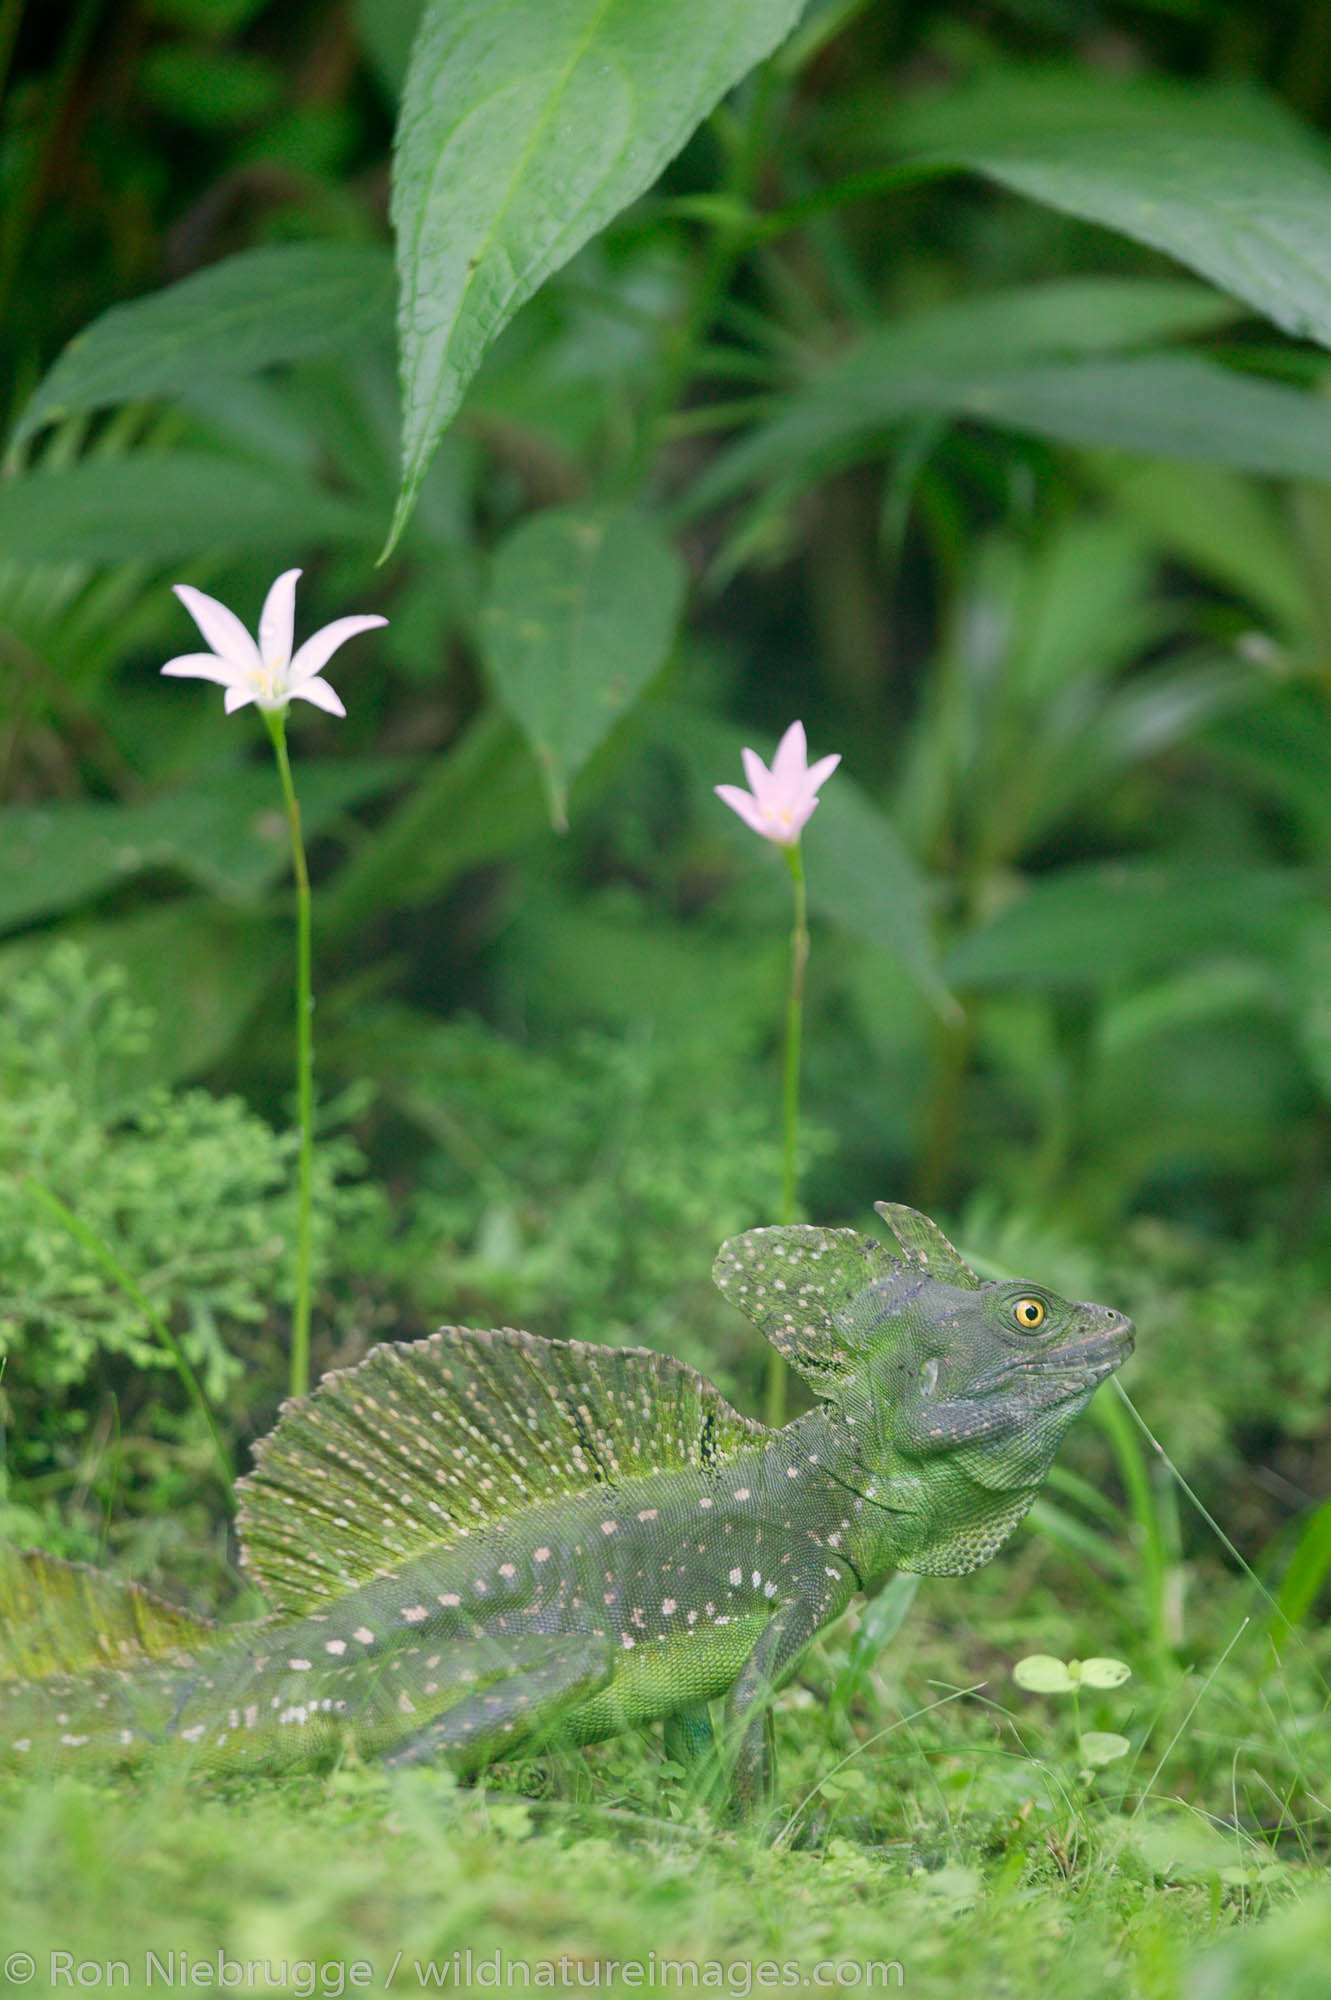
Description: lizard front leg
xmin=719 ymin=1576 xmax=847 ymax=1821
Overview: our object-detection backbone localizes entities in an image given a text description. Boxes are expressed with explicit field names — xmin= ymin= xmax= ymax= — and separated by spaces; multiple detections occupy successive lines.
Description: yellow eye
xmin=1013 ymin=1297 xmax=1046 ymax=1330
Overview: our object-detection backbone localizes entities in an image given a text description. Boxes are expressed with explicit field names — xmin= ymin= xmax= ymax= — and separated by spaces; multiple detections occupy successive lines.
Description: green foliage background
xmin=4 ymin=0 xmax=1331 ymax=1991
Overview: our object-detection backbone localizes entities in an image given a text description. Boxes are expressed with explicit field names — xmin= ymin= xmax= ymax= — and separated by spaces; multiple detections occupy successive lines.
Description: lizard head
xmin=713 ymin=1203 xmax=1133 ymax=1563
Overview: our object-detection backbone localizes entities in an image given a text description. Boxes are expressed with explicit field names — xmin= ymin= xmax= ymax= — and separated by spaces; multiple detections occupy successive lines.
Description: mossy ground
xmin=3 ymin=1556 xmax=1325 ymax=2000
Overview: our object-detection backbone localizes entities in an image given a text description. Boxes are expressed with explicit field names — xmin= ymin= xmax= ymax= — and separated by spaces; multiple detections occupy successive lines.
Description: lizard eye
xmin=1012 ymin=1297 xmax=1046 ymax=1331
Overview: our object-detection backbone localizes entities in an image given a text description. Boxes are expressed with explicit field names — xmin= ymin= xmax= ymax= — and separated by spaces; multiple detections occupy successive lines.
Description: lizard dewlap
xmin=0 ymin=1203 xmax=1132 ymax=1811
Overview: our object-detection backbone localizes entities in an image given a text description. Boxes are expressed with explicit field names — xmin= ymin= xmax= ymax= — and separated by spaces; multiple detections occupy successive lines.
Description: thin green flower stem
xmin=20 ymin=1175 xmax=232 ymax=1506
xmin=265 ymin=708 xmax=315 ymax=1401
xmin=766 ymin=839 xmax=808 ymax=1429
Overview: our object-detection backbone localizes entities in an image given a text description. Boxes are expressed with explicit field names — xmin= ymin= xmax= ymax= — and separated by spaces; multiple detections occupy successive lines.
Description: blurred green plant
xmin=0 ymin=946 xmax=378 ymax=1568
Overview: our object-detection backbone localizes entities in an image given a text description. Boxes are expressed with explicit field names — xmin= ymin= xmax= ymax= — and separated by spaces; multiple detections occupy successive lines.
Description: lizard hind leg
xmin=380 ymin=1635 xmax=613 ymax=1774
xmin=663 ymin=1701 xmax=727 ymax=1812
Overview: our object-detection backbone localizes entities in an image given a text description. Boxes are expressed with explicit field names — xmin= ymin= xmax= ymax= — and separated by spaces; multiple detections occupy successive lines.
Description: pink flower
xmin=714 ymin=720 xmax=840 ymax=847
xmin=161 ymin=568 xmax=386 ymax=718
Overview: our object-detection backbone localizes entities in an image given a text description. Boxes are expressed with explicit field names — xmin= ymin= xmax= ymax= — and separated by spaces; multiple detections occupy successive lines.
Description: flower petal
xmin=259 ymin=568 xmax=301 ymax=673
xmin=161 ymin=652 xmax=245 ymax=688
xmin=715 ymin=784 xmax=776 ymax=840
xmin=224 ymin=684 xmax=256 ymax=714
xmin=740 ymin=746 xmax=773 ymax=803
xmin=770 ymin=720 xmax=809 ymax=791
xmin=287 ymin=613 xmax=387 ymax=685
xmin=289 ymin=675 xmax=347 ymax=718
xmin=783 ymin=796 xmax=818 ymax=840
xmin=173 ymin=585 xmax=262 ymax=676
xmin=804 ymin=751 xmax=841 ymax=793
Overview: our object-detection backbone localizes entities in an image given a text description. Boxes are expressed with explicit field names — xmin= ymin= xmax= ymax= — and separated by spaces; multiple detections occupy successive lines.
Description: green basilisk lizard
xmin=0 ymin=1204 xmax=1132 ymax=1809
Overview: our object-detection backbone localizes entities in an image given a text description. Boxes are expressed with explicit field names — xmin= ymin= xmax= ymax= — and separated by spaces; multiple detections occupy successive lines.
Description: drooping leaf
xmin=855 ymin=66 xmax=1331 ymax=344
xmin=0 ymin=453 xmax=374 ymax=562
xmin=12 ymin=246 xmax=393 ymax=450
xmin=937 ymin=355 xmax=1331 ymax=485
xmin=386 ymin=0 xmax=807 ymax=552
xmin=692 ymin=349 xmax=1331 ymax=516
xmin=685 ymin=278 xmax=1239 ymax=513
xmin=482 ymin=505 xmax=686 ymax=830
xmin=896 ymin=71 xmax=1331 ymax=348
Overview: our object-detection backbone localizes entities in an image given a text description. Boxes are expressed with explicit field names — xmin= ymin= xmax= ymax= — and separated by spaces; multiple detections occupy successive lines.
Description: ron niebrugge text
xmin=25 ymin=1950 xmax=906 ymax=1993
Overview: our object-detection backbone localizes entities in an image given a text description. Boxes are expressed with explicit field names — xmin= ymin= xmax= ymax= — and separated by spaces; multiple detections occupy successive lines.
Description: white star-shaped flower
xmin=714 ymin=720 xmax=841 ymax=847
xmin=161 ymin=568 xmax=386 ymax=717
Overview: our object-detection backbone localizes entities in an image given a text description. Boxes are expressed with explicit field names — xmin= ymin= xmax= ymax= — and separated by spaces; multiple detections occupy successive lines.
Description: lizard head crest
xmin=713 ymin=1203 xmax=1133 ymax=1496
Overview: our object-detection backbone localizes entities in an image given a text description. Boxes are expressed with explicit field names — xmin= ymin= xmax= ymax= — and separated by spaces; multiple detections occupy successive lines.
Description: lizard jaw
xmin=963 ymin=1309 xmax=1134 ymax=1398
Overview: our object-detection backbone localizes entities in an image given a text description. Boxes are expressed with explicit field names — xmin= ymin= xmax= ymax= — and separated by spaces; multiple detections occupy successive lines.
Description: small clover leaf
xmin=1077 ymin=1657 xmax=1133 ymax=1689
xmin=1079 ymin=1731 xmax=1131 ymax=1767
xmin=1013 ymin=1654 xmax=1078 ymax=1693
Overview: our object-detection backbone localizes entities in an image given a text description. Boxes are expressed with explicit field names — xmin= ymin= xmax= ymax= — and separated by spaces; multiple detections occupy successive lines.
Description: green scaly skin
xmin=0 ymin=1205 xmax=1132 ymax=1813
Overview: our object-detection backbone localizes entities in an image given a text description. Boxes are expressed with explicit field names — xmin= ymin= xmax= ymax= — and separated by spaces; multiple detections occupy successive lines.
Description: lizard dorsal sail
xmin=236 ymin=1327 xmax=765 ymax=1616
xmin=0 ymin=1545 xmax=212 ymax=1682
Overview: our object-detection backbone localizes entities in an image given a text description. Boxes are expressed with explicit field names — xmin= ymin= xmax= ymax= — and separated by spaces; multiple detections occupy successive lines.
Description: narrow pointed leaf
xmin=481 ymin=505 xmax=685 ymax=829
xmin=945 ymin=132 xmax=1331 ymax=351
xmin=385 ymin=0 xmax=807 ymax=553
xmin=0 ymin=453 xmax=374 ymax=562
xmin=13 ymin=245 xmax=393 ymax=449
xmin=692 ymin=350 xmax=1331 ymax=517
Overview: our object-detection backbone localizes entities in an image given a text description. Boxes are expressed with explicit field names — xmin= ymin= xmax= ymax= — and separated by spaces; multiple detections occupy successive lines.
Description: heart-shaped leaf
xmin=482 ymin=505 xmax=685 ymax=829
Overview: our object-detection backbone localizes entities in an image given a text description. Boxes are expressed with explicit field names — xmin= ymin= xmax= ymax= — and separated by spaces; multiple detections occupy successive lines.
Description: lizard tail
xmin=0 ymin=1544 xmax=214 ymax=1680
xmin=0 ymin=1544 xmax=217 ymax=1769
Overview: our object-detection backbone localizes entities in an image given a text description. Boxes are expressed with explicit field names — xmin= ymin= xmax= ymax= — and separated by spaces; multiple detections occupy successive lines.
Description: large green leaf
xmin=482 ymin=505 xmax=686 ymax=830
xmin=0 ymin=762 xmax=410 ymax=935
xmin=954 ymin=139 xmax=1331 ymax=353
xmin=887 ymin=67 xmax=1331 ymax=348
xmin=12 ymin=246 xmax=393 ymax=451
xmin=685 ymin=279 xmax=1242 ymax=512
xmin=0 ymin=452 xmax=374 ymax=561
xmin=386 ymin=0 xmax=807 ymax=553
